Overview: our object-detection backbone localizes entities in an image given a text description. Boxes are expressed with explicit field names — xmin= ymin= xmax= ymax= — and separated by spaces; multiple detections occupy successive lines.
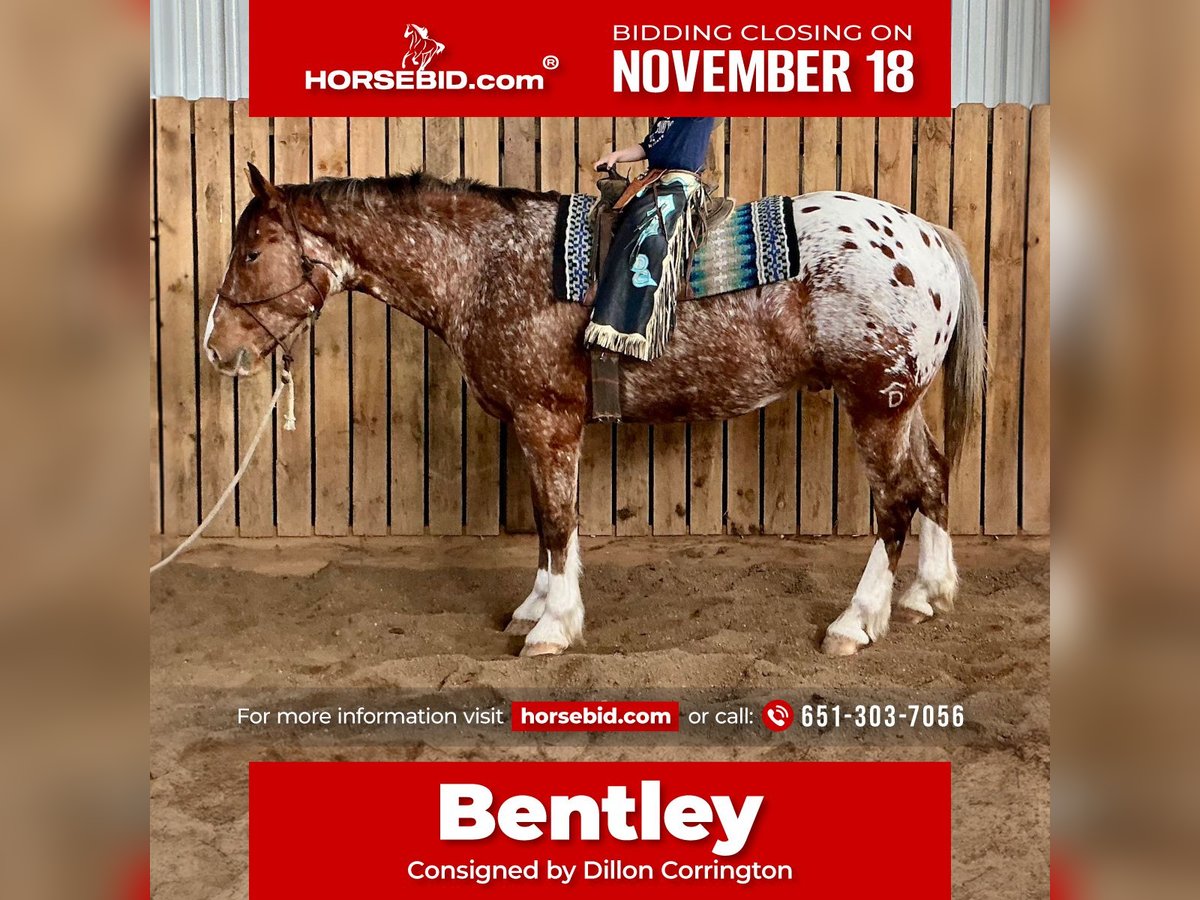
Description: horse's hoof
xmin=520 ymin=642 xmax=567 ymax=658
xmin=892 ymin=606 xmax=931 ymax=625
xmin=820 ymin=634 xmax=865 ymax=657
xmin=505 ymin=618 xmax=536 ymax=635
xmin=931 ymin=594 xmax=956 ymax=614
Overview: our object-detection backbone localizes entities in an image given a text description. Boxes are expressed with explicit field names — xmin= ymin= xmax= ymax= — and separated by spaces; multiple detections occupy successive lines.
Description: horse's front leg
xmin=511 ymin=411 xmax=585 ymax=657
xmin=504 ymin=500 xmax=548 ymax=635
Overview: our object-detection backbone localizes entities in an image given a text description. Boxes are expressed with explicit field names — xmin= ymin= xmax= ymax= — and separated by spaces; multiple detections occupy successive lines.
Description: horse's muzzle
xmin=208 ymin=346 xmax=258 ymax=378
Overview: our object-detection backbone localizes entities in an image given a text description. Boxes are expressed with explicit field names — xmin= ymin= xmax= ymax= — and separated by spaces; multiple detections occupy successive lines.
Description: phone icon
xmin=762 ymin=700 xmax=794 ymax=732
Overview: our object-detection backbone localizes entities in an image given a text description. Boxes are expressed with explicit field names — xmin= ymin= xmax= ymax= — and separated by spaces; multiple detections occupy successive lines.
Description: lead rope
xmin=150 ymin=371 xmax=290 ymax=575
xmin=281 ymin=358 xmax=296 ymax=432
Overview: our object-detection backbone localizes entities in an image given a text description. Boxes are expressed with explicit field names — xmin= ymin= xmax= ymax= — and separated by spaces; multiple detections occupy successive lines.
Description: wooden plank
xmin=155 ymin=98 xmax=198 ymax=536
xmin=1022 ymin=105 xmax=1051 ymax=535
xmin=798 ymin=117 xmax=837 ymax=535
xmin=193 ymin=100 xmax=236 ymax=536
xmin=311 ymin=117 xmax=351 ymax=535
xmin=576 ymin=116 xmax=614 ymax=536
xmin=424 ymin=117 xmax=465 ymax=535
xmin=272 ymin=115 xmax=314 ymax=536
xmin=984 ymin=104 xmax=1029 ymax=535
xmin=725 ymin=117 xmax=765 ymax=535
xmin=349 ymin=117 xmax=389 ymax=535
xmin=463 ymin=118 xmax=503 ymax=535
xmin=762 ymin=116 xmax=801 ymax=535
xmin=150 ymin=101 xmax=161 ymax=533
xmin=689 ymin=117 xmax=727 ymax=535
xmin=613 ymin=116 xmax=651 ymax=536
xmin=835 ymin=117 xmax=875 ymax=535
xmin=948 ymin=106 xmax=989 ymax=534
xmin=915 ymin=116 xmax=952 ymax=458
xmin=230 ymin=103 xmax=274 ymax=536
xmin=388 ymin=117 xmax=426 ymax=534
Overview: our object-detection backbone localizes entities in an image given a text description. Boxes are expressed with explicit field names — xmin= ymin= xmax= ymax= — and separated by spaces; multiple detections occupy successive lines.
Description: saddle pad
xmin=552 ymin=193 xmax=596 ymax=302
xmin=551 ymin=194 xmax=801 ymax=302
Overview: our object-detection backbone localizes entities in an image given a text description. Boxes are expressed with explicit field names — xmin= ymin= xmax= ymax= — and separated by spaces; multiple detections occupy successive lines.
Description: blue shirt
xmin=641 ymin=117 xmax=717 ymax=172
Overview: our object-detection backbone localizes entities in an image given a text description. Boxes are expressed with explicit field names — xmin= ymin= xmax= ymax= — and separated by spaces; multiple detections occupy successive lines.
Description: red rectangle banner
xmin=511 ymin=701 xmax=679 ymax=732
xmin=249 ymin=1 xmax=951 ymax=117
xmin=250 ymin=761 xmax=950 ymax=898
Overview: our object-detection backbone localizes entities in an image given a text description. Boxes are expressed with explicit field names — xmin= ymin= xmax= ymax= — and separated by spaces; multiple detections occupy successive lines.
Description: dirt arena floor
xmin=150 ymin=534 xmax=1049 ymax=899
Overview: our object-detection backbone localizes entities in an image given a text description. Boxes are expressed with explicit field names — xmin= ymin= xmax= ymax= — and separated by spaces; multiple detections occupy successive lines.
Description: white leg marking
xmin=509 ymin=568 xmax=548 ymax=624
xmin=897 ymin=515 xmax=959 ymax=617
xmin=522 ymin=531 xmax=583 ymax=654
xmin=824 ymin=539 xmax=894 ymax=651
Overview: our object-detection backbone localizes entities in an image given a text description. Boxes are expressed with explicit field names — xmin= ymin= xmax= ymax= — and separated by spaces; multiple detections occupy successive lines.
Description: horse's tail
xmin=933 ymin=224 xmax=987 ymax=466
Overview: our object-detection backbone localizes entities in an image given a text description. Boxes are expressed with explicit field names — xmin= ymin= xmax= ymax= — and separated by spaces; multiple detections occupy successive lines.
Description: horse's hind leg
xmin=894 ymin=420 xmax=958 ymax=623
xmin=511 ymin=410 xmax=585 ymax=657
xmin=822 ymin=408 xmax=923 ymax=657
xmin=504 ymin=501 xmax=548 ymax=635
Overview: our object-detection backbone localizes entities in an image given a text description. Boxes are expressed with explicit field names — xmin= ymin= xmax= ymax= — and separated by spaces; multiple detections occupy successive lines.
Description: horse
xmin=204 ymin=163 xmax=986 ymax=659
xmin=402 ymin=24 xmax=445 ymax=72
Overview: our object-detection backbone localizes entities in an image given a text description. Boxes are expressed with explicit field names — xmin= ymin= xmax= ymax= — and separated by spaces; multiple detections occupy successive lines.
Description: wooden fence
xmin=151 ymin=104 xmax=1049 ymax=538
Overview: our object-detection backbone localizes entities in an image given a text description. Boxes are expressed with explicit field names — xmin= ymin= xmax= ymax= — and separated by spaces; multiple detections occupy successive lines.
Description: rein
xmin=154 ymin=203 xmax=333 ymax=572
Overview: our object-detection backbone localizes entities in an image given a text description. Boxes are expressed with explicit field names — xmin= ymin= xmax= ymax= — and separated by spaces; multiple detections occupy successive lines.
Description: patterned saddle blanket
xmin=552 ymin=193 xmax=801 ymax=302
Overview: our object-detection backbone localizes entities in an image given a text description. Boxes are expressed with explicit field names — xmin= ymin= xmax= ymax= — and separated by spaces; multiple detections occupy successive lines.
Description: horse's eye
xmin=245 ymin=251 xmax=260 ymax=263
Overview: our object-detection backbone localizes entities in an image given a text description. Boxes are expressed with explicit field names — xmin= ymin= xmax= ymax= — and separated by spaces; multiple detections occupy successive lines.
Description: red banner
xmin=250 ymin=761 xmax=950 ymax=898
xmin=249 ymin=1 xmax=951 ymax=117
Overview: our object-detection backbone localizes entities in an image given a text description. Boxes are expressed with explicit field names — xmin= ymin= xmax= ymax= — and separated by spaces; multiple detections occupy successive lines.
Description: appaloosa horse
xmin=205 ymin=164 xmax=985 ymax=659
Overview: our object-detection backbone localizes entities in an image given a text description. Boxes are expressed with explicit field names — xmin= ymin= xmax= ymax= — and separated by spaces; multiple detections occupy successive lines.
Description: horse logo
xmin=402 ymin=23 xmax=446 ymax=71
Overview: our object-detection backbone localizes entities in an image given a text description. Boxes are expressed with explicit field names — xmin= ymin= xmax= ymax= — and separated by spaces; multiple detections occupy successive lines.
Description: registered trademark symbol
xmin=542 ymin=55 xmax=559 ymax=70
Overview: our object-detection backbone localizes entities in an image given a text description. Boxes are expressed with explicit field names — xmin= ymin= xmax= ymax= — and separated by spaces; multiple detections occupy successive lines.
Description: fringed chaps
xmin=583 ymin=171 xmax=706 ymax=362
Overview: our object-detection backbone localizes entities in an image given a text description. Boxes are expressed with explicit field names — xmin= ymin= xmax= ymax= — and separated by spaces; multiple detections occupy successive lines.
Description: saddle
xmin=584 ymin=167 xmax=734 ymax=306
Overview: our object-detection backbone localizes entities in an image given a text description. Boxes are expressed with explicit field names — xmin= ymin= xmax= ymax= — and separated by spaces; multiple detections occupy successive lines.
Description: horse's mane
xmin=291 ymin=171 xmax=558 ymax=213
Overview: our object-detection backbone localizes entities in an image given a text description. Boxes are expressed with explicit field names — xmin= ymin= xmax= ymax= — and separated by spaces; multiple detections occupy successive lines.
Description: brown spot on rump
xmin=935 ymin=235 xmax=943 ymax=248
xmin=883 ymin=226 xmax=894 ymax=237
xmin=934 ymin=330 xmax=942 ymax=344
xmin=894 ymin=264 xmax=915 ymax=287
xmin=866 ymin=219 xmax=880 ymax=230
xmin=929 ymin=289 xmax=942 ymax=310
xmin=800 ymin=206 xmax=821 ymax=213
xmin=946 ymin=310 xmax=952 ymax=326
xmin=921 ymin=231 xmax=931 ymax=246
xmin=880 ymin=244 xmax=895 ymax=259
xmin=882 ymin=215 xmax=892 ymax=224
xmin=866 ymin=321 xmax=877 ymax=330
xmin=891 ymin=205 xmax=908 ymax=217
xmin=838 ymin=225 xmax=854 ymax=233
xmin=835 ymin=194 xmax=858 ymax=201
xmin=889 ymin=279 xmax=899 ymax=287
xmin=843 ymin=241 xmax=859 ymax=250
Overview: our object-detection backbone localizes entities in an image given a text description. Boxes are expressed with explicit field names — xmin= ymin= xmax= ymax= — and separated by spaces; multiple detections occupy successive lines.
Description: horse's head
xmin=405 ymin=23 xmax=425 ymax=39
xmin=204 ymin=164 xmax=336 ymax=377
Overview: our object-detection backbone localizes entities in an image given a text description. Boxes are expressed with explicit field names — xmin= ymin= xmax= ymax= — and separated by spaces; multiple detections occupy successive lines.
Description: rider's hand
xmin=593 ymin=151 xmax=622 ymax=172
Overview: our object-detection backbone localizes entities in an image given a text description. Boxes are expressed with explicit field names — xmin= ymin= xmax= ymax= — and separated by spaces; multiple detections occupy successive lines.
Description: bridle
xmin=216 ymin=201 xmax=338 ymax=370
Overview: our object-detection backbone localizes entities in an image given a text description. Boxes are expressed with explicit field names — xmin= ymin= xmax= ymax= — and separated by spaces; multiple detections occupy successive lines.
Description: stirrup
xmin=590 ymin=350 xmax=622 ymax=423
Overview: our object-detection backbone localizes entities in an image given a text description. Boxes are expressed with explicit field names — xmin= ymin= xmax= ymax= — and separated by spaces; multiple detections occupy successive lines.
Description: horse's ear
xmin=246 ymin=162 xmax=283 ymax=208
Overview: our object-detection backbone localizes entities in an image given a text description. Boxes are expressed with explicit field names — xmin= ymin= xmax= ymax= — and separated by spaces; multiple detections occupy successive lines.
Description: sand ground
xmin=151 ymin=534 xmax=1049 ymax=899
